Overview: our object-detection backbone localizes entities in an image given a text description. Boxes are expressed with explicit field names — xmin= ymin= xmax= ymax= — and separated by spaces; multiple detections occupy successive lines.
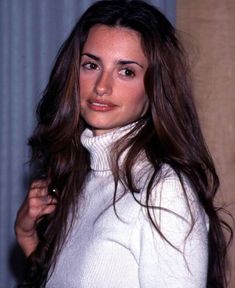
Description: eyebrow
xmin=81 ymin=53 xmax=144 ymax=69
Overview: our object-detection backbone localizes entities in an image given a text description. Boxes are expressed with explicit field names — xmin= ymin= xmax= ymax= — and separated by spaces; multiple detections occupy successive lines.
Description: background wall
xmin=0 ymin=1 xmax=175 ymax=287
xmin=176 ymin=1 xmax=235 ymax=287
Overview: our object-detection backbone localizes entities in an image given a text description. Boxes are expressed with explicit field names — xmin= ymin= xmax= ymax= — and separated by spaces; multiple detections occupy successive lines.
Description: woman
xmin=15 ymin=0 xmax=232 ymax=287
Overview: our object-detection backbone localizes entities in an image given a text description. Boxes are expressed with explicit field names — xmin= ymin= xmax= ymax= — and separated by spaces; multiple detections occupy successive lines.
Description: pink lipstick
xmin=87 ymin=99 xmax=117 ymax=111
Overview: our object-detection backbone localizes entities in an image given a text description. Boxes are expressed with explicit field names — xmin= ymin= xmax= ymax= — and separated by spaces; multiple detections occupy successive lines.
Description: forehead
xmin=82 ymin=25 xmax=147 ymax=62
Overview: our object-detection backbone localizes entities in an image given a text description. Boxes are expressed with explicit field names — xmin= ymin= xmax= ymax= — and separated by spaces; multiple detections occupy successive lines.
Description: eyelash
xmin=80 ymin=61 xmax=136 ymax=78
xmin=119 ymin=68 xmax=135 ymax=78
xmin=81 ymin=61 xmax=99 ymax=70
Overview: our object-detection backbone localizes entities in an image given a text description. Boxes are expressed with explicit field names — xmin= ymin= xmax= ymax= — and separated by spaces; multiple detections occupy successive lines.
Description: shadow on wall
xmin=8 ymin=168 xmax=35 ymax=286
xmin=9 ymin=244 xmax=27 ymax=286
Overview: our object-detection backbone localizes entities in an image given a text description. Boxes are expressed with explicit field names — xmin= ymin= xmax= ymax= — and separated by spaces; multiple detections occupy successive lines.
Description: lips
xmin=87 ymin=99 xmax=117 ymax=111
xmin=90 ymin=102 xmax=109 ymax=107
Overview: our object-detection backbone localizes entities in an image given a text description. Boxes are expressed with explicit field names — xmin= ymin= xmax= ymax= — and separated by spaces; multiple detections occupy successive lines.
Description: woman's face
xmin=79 ymin=25 xmax=149 ymax=136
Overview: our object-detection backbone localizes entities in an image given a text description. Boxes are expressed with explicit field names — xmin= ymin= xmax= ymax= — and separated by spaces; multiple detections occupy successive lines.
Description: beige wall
xmin=176 ymin=1 xmax=235 ymax=287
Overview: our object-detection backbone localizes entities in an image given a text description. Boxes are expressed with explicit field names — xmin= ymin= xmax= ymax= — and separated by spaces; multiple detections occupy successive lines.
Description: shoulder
xmin=150 ymin=164 xmax=196 ymax=212
xmin=129 ymin=164 xmax=209 ymax=287
xmin=138 ymin=163 xmax=209 ymax=235
xmin=137 ymin=163 xmax=195 ymax=205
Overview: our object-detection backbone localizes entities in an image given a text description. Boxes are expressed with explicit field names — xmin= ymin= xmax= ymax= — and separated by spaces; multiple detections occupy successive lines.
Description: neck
xmin=80 ymin=121 xmax=141 ymax=174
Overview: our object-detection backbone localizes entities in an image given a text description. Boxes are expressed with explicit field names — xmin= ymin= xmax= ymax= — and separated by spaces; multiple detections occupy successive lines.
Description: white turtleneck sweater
xmin=46 ymin=124 xmax=209 ymax=288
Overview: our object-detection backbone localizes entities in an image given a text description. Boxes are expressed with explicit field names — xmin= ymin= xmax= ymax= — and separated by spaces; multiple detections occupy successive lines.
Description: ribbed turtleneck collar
xmin=80 ymin=122 xmax=138 ymax=173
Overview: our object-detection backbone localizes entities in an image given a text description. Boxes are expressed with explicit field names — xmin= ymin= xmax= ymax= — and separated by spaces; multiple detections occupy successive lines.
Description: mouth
xmin=90 ymin=102 xmax=110 ymax=107
xmin=87 ymin=99 xmax=117 ymax=111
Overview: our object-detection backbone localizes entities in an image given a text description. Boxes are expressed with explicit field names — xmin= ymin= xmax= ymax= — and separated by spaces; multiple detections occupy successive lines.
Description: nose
xmin=94 ymin=71 xmax=112 ymax=96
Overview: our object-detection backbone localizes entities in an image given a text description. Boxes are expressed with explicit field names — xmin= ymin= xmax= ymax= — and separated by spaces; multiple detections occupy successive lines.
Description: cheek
xmin=79 ymin=72 xmax=92 ymax=87
xmin=79 ymin=76 xmax=89 ymax=100
xmin=133 ymin=87 xmax=148 ymax=109
xmin=134 ymin=91 xmax=149 ymax=116
xmin=138 ymin=97 xmax=149 ymax=115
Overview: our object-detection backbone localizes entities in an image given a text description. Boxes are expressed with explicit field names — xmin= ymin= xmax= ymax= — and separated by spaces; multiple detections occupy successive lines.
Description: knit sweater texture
xmin=46 ymin=124 xmax=209 ymax=288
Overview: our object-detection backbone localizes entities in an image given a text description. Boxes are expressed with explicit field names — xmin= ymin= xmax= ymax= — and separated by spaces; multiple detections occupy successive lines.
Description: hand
xmin=15 ymin=180 xmax=58 ymax=257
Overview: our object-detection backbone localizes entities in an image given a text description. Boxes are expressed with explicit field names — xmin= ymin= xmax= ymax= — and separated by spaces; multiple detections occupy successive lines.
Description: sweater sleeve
xmin=129 ymin=172 xmax=209 ymax=288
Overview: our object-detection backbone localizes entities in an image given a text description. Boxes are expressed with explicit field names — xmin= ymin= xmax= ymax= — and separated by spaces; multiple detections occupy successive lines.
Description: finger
xmin=29 ymin=182 xmax=49 ymax=198
xmin=25 ymin=199 xmax=57 ymax=222
xmin=31 ymin=179 xmax=49 ymax=189
xmin=41 ymin=203 xmax=57 ymax=215
xmin=27 ymin=195 xmax=57 ymax=210
xmin=36 ymin=203 xmax=57 ymax=225
xmin=30 ymin=179 xmax=50 ymax=191
xmin=29 ymin=188 xmax=48 ymax=199
xmin=16 ymin=199 xmax=57 ymax=236
xmin=41 ymin=195 xmax=58 ymax=205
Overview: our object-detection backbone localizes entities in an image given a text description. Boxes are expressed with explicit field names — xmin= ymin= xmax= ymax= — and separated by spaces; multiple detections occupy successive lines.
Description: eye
xmin=119 ymin=68 xmax=135 ymax=78
xmin=81 ymin=61 xmax=99 ymax=70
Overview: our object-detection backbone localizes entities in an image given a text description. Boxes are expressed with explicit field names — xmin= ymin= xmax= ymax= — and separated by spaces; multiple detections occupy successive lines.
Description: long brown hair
xmin=20 ymin=1 xmax=232 ymax=287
